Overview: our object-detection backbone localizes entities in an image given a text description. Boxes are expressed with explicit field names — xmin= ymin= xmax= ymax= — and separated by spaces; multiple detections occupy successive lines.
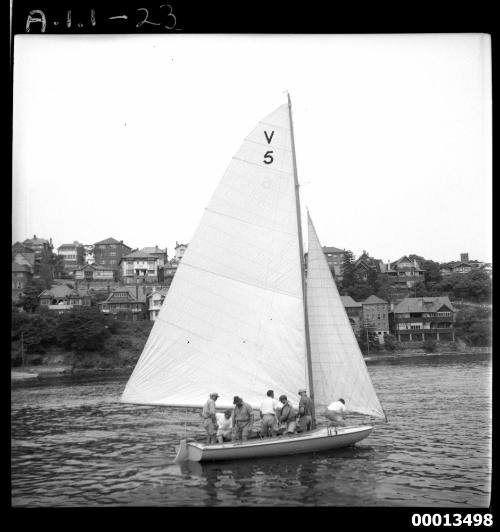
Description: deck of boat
xmin=175 ymin=425 xmax=373 ymax=462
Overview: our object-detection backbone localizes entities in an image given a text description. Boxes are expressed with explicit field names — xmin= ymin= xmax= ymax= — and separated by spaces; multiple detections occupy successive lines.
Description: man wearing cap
xmin=231 ymin=396 xmax=254 ymax=442
xmin=297 ymin=389 xmax=314 ymax=433
xmin=259 ymin=389 xmax=281 ymax=438
xmin=202 ymin=392 xmax=219 ymax=445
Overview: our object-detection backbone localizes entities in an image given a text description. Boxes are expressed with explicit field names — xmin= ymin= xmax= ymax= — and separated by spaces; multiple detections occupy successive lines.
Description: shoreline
xmin=11 ymin=349 xmax=490 ymax=381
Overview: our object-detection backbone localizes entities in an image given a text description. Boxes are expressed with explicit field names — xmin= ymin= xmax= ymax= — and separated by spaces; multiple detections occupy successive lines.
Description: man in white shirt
xmin=259 ymin=389 xmax=281 ymax=438
xmin=324 ymin=398 xmax=346 ymax=427
xmin=216 ymin=410 xmax=233 ymax=443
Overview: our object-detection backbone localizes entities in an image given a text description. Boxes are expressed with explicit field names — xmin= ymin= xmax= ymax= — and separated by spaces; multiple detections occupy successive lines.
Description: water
xmin=11 ymin=354 xmax=491 ymax=507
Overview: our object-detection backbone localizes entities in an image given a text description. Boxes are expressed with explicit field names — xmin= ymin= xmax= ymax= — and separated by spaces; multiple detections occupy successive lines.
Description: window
xmin=109 ymin=251 xmax=116 ymax=256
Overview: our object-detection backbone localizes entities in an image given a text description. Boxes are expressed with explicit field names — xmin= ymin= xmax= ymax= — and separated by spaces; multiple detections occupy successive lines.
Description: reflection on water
xmin=11 ymin=354 xmax=491 ymax=507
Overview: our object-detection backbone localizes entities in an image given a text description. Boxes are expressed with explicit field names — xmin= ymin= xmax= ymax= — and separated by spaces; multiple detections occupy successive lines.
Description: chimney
xmin=460 ymin=252 xmax=469 ymax=263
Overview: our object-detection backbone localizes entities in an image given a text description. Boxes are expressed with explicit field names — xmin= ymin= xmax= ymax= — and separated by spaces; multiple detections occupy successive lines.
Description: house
xmin=322 ymin=246 xmax=346 ymax=279
xmin=93 ymin=237 xmax=132 ymax=274
xmin=362 ymin=295 xmax=390 ymax=342
xmin=12 ymin=242 xmax=36 ymax=275
xmin=174 ymin=241 xmax=188 ymax=260
xmin=98 ymin=286 xmax=147 ymax=319
xmin=440 ymin=261 xmax=474 ymax=276
xmin=84 ymin=245 xmax=95 ymax=265
xmin=73 ymin=263 xmax=116 ymax=282
xmin=39 ymin=284 xmax=92 ymax=312
xmin=12 ymin=242 xmax=36 ymax=273
xmin=57 ymin=241 xmax=85 ymax=275
xmin=340 ymin=295 xmax=363 ymax=333
xmin=140 ymin=246 xmax=168 ymax=283
xmin=353 ymin=251 xmax=384 ymax=281
xmin=163 ymin=242 xmax=189 ymax=286
xmin=22 ymin=235 xmax=53 ymax=261
xmin=140 ymin=246 xmax=168 ymax=267
xmin=439 ymin=253 xmax=489 ymax=276
xmin=480 ymin=263 xmax=492 ymax=277
xmin=392 ymin=296 xmax=456 ymax=343
xmin=384 ymin=256 xmax=425 ymax=287
xmin=12 ymin=263 xmax=33 ymax=300
xmin=120 ymin=250 xmax=160 ymax=285
xmin=146 ymin=287 xmax=169 ymax=320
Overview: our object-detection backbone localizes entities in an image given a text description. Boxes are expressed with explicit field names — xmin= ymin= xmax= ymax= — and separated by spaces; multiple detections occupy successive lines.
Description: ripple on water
xmin=11 ymin=355 xmax=492 ymax=507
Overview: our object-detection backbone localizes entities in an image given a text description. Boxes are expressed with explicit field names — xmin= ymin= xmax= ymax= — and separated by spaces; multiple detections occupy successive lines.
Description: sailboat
xmin=121 ymin=95 xmax=386 ymax=462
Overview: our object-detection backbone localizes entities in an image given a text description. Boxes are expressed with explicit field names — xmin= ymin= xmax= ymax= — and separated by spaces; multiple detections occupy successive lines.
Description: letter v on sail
xmin=121 ymin=95 xmax=386 ymax=462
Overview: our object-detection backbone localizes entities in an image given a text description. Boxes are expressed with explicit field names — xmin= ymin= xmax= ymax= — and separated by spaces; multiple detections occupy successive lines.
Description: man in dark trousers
xmin=297 ymin=388 xmax=313 ymax=432
xmin=231 ymin=396 xmax=254 ymax=442
xmin=278 ymin=394 xmax=297 ymax=434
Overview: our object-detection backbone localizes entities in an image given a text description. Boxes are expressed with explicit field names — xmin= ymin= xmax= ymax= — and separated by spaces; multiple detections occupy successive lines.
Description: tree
xmin=455 ymin=307 xmax=492 ymax=347
xmin=11 ymin=307 xmax=59 ymax=353
xmin=357 ymin=326 xmax=380 ymax=354
xmin=421 ymin=259 xmax=442 ymax=284
xmin=374 ymin=275 xmax=397 ymax=302
xmin=412 ymin=281 xmax=428 ymax=297
xmin=17 ymin=278 xmax=46 ymax=313
xmin=423 ymin=337 xmax=437 ymax=352
xmin=340 ymin=250 xmax=356 ymax=293
xmin=436 ymin=269 xmax=491 ymax=303
xmin=408 ymin=254 xmax=425 ymax=263
xmin=383 ymin=334 xmax=397 ymax=352
xmin=57 ymin=307 xmax=112 ymax=352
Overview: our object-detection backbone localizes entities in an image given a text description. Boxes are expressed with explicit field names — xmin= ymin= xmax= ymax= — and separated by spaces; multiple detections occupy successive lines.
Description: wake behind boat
xmin=121 ymin=94 xmax=386 ymax=462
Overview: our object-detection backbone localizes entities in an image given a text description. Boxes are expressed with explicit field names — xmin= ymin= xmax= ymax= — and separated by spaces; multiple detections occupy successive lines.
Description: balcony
xmin=394 ymin=316 xmax=455 ymax=324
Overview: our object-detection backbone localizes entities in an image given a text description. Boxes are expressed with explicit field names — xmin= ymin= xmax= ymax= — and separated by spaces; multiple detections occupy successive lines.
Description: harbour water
xmin=11 ymin=353 xmax=491 ymax=507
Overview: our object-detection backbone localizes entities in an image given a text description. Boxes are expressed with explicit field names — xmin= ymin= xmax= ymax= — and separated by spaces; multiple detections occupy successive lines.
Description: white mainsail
xmin=306 ymin=213 xmax=385 ymax=418
xmin=121 ymin=104 xmax=308 ymax=409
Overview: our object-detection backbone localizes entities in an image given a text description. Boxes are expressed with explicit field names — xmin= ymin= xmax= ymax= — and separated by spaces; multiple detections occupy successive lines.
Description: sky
xmin=12 ymin=33 xmax=492 ymax=264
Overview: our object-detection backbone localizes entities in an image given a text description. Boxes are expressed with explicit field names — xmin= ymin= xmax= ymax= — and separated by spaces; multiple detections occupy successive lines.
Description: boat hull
xmin=174 ymin=425 xmax=373 ymax=462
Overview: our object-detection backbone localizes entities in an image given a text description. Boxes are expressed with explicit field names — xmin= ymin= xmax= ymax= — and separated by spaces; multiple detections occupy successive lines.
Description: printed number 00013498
xmin=411 ymin=514 xmax=492 ymax=527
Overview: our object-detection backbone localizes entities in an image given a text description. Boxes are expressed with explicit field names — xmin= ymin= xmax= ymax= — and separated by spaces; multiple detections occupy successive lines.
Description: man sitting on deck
xmin=202 ymin=392 xmax=219 ymax=445
xmin=278 ymin=395 xmax=297 ymax=434
xmin=231 ymin=396 xmax=254 ymax=442
xmin=216 ymin=410 xmax=233 ymax=443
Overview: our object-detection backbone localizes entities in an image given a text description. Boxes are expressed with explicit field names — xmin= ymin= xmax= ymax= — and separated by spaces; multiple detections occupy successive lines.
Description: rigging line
xmin=232 ymin=156 xmax=291 ymax=174
xmin=178 ymin=260 xmax=303 ymax=300
xmin=204 ymin=207 xmax=297 ymax=237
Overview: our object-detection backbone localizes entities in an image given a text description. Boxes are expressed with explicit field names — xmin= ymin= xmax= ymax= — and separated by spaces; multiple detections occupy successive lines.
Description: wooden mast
xmin=287 ymin=92 xmax=316 ymax=428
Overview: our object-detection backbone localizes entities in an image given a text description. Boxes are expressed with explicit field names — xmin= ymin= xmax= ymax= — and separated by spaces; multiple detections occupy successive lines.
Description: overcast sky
xmin=12 ymin=33 xmax=491 ymax=263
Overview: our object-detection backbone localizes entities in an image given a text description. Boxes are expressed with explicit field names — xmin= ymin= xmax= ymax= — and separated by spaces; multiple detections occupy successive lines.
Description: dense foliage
xmin=338 ymin=251 xmax=491 ymax=305
xmin=454 ymin=307 xmax=492 ymax=347
xmin=356 ymin=326 xmax=380 ymax=354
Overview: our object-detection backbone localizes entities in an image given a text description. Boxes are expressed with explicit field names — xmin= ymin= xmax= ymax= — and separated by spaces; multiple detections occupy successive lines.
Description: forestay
xmin=306 ymin=213 xmax=385 ymax=418
xmin=121 ymin=104 xmax=308 ymax=409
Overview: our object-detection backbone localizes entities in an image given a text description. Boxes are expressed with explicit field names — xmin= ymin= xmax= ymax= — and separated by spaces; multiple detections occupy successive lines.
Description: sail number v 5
xmin=263 ymin=130 xmax=274 ymax=165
